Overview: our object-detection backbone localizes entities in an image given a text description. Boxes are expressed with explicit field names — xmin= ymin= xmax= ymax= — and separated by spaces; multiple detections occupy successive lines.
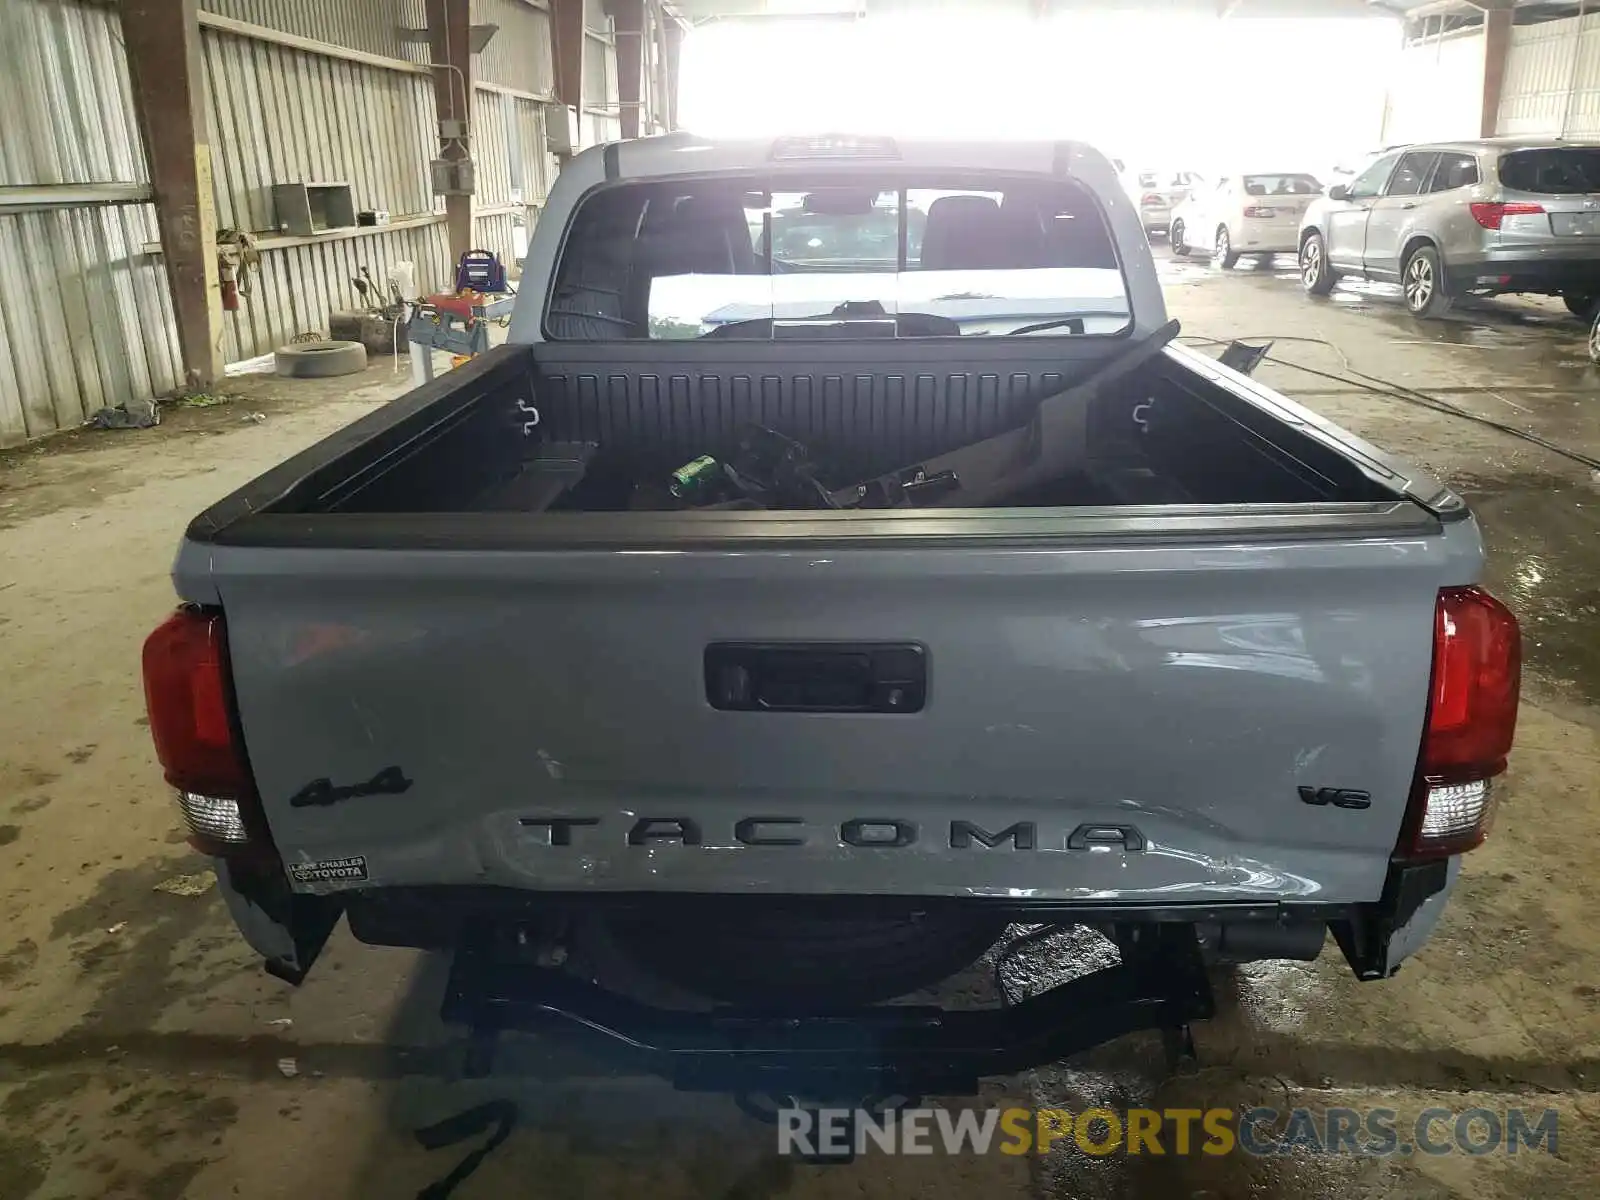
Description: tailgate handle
xmin=705 ymin=643 xmax=925 ymax=714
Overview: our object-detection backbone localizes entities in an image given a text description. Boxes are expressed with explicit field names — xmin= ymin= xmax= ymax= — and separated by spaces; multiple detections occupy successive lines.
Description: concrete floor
xmin=2 ymin=259 xmax=1599 ymax=1199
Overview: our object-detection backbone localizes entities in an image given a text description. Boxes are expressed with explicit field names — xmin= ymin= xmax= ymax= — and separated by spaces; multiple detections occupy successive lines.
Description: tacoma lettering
xmin=517 ymin=817 xmax=1144 ymax=851
xmin=950 ymin=820 xmax=1037 ymax=850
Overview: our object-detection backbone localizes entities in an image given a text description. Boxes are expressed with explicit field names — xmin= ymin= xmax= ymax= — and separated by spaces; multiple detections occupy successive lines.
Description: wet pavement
xmin=2 ymin=262 xmax=1600 ymax=1198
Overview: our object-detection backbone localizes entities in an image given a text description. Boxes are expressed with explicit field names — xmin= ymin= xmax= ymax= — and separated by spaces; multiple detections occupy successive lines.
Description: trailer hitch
xmin=440 ymin=923 xmax=1213 ymax=1100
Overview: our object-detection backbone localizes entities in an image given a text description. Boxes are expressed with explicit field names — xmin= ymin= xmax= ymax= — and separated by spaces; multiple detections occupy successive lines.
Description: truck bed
xmin=176 ymin=336 xmax=1477 ymax=910
xmin=188 ymin=338 xmax=1460 ymax=534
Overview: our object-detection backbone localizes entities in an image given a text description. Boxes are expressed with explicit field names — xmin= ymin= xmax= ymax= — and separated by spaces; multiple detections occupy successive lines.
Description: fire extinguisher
xmin=218 ymin=252 xmax=239 ymax=312
xmin=215 ymin=229 xmax=258 ymax=313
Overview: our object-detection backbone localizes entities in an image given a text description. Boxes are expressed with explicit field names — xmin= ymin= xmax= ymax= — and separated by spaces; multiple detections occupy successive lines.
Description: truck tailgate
xmin=197 ymin=515 xmax=1476 ymax=905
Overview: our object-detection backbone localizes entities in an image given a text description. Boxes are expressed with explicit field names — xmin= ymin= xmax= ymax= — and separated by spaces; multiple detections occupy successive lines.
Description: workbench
xmin=407 ymin=293 xmax=517 ymax=384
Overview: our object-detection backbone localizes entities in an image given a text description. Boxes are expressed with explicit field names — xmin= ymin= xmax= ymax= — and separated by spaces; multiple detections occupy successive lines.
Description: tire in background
xmin=1401 ymin=245 xmax=1452 ymax=319
xmin=1564 ymin=291 xmax=1599 ymax=321
xmin=274 ymin=340 xmax=368 ymax=378
xmin=1216 ymin=226 xmax=1240 ymax=270
xmin=1300 ymin=231 xmax=1335 ymax=296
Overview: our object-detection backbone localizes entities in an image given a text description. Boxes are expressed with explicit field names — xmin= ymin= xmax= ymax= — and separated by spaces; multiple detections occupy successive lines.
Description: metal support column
xmin=1563 ymin=0 xmax=1590 ymax=137
xmin=120 ymin=0 xmax=222 ymax=391
xmin=663 ymin=17 xmax=684 ymax=132
xmin=426 ymin=0 xmax=474 ymax=264
xmin=611 ymin=0 xmax=646 ymax=139
xmin=1481 ymin=6 xmax=1513 ymax=138
xmin=551 ymin=0 xmax=587 ymax=122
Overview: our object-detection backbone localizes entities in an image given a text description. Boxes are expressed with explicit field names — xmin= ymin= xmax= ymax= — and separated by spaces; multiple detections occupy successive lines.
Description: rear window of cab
xmin=545 ymin=174 xmax=1132 ymax=342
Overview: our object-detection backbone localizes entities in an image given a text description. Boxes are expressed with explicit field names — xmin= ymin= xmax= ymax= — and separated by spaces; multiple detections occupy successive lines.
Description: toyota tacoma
xmin=141 ymin=134 xmax=1520 ymax=1101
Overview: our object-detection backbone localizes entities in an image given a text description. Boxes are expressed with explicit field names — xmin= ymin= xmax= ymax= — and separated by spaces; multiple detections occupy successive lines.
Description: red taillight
xmin=1469 ymin=201 xmax=1545 ymax=230
xmin=143 ymin=609 xmax=271 ymax=857
xmin=143 ymin=609 xmax=248 ymax=796
xmin=1142 ymin=194 xmax=1163 ymax=206
xmin=1243 ymin=206 xmax=1276 ymax=219
xmin=1401 ymin=587 xmax=1521 ymax=858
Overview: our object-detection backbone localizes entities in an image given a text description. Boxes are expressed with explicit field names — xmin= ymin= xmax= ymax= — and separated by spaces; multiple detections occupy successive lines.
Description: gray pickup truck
xmin=142 ymin=135 xmax=1520 ymax=1100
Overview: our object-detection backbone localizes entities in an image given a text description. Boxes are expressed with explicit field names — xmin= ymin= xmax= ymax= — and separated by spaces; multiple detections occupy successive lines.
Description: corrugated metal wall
xmin=201 ymin=32 xmax=438 ymax=233
xmin=584 ymin=0 xmax=623 ymax=144
xmin=515 ymin=98 xmax=555 ymax=202
xmin=472 ymin=88 xmax=517 ymax=264
xmin=471 ymin=0 xmax=561 ymax=264
xmin=0 ymin=0 xmax=181 ymax=446
xmin=0 ymin=0 xmax=147 ymax=186
xmin=1382 ymin=28 xmax=1486 ymax=145
xmin=473 ymin=0 xmax=555 ymax=95
xmin=0 ymin=0 xmax=657 ymax=441
xmin=199 ymin=0 xmax=412 ymax=59
xmin=0 ymin=203 xmax=181 ymax=444
xmin=1498 ymin=12 xmax=1600 ymax=137
xmin=229 ymin=223 xmax=448 ymax=350
xmin=197 ymin=19 xmax=450 ymax=361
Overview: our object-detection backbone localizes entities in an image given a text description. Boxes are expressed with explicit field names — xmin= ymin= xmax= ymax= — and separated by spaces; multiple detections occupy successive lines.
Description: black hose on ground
xmin=1182 ymin=333 xmax=1600 ymax=474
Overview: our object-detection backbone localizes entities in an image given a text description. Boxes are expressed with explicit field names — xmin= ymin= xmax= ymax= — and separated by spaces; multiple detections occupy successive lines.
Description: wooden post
xmin=426 ymin=0 xmax=474 ymax=265
xmin=611 ymin=0 xmax=645 ymax=139
xmin=121 ymin=0 xmax=222 ymax=390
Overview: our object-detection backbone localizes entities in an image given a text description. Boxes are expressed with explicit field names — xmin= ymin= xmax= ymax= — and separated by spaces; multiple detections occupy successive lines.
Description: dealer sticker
xmin=288 ymin=855 xmax=369 ymax=885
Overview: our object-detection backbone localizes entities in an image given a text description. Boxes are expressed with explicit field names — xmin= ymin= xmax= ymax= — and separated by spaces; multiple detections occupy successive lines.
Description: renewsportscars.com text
xmin=778 ymin=1106 xmax=1560 ymax=1158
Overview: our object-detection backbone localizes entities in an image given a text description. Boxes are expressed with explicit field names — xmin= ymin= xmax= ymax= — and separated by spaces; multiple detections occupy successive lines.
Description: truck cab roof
xmin=595 ymin=132 xmax=1124 ymax=182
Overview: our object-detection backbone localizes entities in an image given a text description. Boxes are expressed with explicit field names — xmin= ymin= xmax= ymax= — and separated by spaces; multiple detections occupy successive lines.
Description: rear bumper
xmin=221 ymin=854 xmax=1458 ymax=985
xmin=1235 ymin=224 xmax=1299 ymax=254
xmin=216 ymin=856 xmax=1456 ymax=1095
xmin=337 ymin=857 xmax=1456 ymax=976
xmin=441 ymin=922 xmax=1215 ymax=1098
xmin=1457 ymin=248 xmax=1600 ymax=293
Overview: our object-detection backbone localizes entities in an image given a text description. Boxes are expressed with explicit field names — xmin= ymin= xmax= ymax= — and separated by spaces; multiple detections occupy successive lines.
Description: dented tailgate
xmin=182 ymin=509 xmax=1483 ymax=908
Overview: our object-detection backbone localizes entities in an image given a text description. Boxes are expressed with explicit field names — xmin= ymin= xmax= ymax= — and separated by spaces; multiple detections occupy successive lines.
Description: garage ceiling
xmin=672 ymin=0 xmax=1381 ymax=20
xmin=672 ymin=0 xmax=1591 ymax=23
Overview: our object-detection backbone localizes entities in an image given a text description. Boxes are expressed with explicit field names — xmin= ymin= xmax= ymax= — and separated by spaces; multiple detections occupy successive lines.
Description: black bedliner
xmin=187 ymin=336 xmax=1459 ymax=547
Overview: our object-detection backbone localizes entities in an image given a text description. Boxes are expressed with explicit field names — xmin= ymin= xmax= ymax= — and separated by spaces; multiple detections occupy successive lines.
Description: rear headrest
xmin=642 ymin=194 xmax=757 ymax=277
xmin=920 ymin=195 xmax=1011 ymax=271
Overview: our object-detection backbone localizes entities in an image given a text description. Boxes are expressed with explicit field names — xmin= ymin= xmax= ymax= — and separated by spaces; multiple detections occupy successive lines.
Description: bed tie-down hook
xmin=516 ymin=398 xmax=540 ymax=436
